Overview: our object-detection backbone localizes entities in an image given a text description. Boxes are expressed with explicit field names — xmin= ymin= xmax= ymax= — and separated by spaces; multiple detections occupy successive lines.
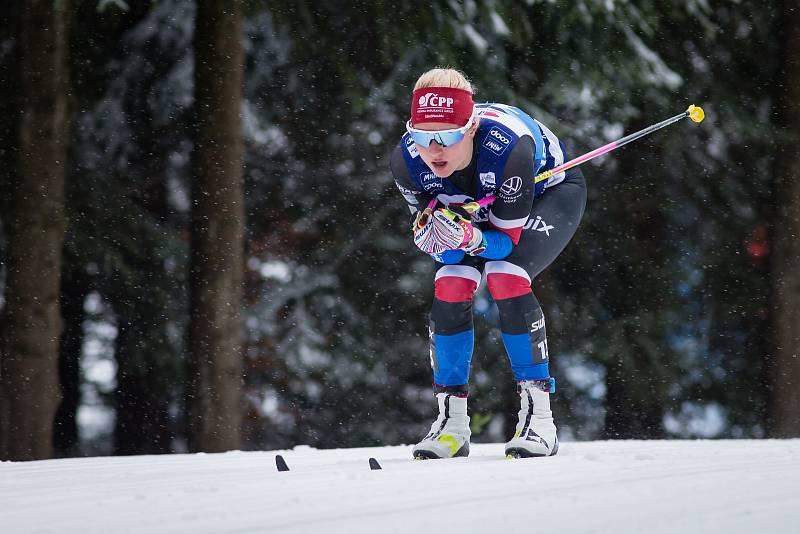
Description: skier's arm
xmin=390 ymin=144 xmax=462 ymax=264
xmin=389 ymin=143 xmax=432 ymax=219
xmin=479 ymin=135 xmax=537 ymax=259
xmin=414 ymin=137 xmax=538 ymax=262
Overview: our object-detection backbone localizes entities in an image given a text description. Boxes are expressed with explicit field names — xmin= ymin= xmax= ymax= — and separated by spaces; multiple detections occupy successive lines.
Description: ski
xmin=273 ymin=452 xmax=548 ymax=472
xmin=275 ymin=454 xmax=290 ymax=472
xmin=275 ymin=454 xmax=383 ymax=472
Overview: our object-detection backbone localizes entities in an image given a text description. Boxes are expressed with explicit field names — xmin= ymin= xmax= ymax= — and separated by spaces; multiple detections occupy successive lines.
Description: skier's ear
xmin=468 ymin=117 xmax=480 ymax=137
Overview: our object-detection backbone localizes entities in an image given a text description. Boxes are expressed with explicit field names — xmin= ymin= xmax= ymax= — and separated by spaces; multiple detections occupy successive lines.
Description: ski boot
xmin=505 ymin=379 xmax=559 ymax=458
xmin=412 ymin=393 xmax=471 ymax=460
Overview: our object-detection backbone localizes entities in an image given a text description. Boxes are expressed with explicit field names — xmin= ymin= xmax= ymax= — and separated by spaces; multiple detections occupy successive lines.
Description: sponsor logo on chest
xmin=419 ymin=171 xmax=443 ymax=192
xmin=482 ymin=127 xmax=512 ymax=155
xmin=479 ymin=171 xmax=496 ymax=191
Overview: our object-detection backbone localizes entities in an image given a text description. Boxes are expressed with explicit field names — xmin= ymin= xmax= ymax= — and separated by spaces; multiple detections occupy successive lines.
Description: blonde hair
xmin=413 ymin=67 xmax=474 ymax=94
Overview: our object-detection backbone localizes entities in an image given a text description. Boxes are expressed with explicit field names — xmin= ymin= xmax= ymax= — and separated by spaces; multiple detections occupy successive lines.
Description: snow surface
xmin=2 ymin=440 xmax=799 ymax=534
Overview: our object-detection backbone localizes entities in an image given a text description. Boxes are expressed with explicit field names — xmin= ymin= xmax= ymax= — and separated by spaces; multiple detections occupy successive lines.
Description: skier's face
xmin=413 ymin=120 xmax=479 ymax=178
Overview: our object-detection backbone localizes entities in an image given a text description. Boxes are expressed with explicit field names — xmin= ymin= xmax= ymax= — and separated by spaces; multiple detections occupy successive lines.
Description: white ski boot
xmin=412 ymin=393 xmax=471 ymax=460
xmin=505 ymin=379 xmax=559 ymax=458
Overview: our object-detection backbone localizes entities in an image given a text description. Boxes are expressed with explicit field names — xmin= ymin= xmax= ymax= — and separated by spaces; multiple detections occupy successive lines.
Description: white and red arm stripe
xmin=488 ymin=211 xmax=528 ymax=245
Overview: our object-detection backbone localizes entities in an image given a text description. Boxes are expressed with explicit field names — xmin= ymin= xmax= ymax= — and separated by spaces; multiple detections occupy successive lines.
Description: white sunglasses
xmin=406 ymin=108 xmax=477 ymax=147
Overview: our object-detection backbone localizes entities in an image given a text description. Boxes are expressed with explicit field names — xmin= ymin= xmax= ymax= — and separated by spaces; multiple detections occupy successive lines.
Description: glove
xmin=431 ymin=208 xmax=487 ymax=256
xmin=412 ymin=209 xmax=451 ymax=255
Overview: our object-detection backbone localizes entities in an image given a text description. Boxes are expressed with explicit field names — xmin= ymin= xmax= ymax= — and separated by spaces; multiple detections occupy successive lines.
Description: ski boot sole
xmin=413 ymin=442 xmax=470 ymax=460
xmin=505 ymin=439 xmax=559 ymax=459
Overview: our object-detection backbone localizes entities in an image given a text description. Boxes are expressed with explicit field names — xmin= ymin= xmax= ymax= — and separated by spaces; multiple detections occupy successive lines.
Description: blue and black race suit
xmin=390 ymin=103 xmax=587 ymax=394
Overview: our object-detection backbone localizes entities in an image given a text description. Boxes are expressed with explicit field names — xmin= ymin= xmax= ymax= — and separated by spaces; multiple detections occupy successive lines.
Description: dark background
xmin=1 ymin=0 xmax=798 ymax=460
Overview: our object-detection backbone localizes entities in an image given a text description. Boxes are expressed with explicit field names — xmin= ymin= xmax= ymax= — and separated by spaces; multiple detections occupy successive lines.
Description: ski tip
xmin=275 ymin=454 xmax=290 ymax=472
xmin=368 ymin=457 xmax=382 ymax=470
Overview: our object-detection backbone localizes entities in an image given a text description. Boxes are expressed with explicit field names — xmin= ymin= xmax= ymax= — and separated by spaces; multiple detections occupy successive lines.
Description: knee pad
xmin=434 ymin=265 xmax=481 ymax=303
xmin=485 ymin=261 xmax=532 ymax=300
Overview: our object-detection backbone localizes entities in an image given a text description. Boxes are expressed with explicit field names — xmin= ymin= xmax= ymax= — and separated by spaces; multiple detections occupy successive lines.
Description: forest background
xmin=1 ymin=0 xmax=798 ymax=461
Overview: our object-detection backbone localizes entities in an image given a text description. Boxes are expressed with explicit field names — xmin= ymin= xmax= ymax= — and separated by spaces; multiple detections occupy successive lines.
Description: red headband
xmin=411 ymin=87 xmax=474 ymax=127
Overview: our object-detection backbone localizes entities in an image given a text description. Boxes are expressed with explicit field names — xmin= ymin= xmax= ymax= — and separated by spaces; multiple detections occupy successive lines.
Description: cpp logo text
xmin=418 ymin=93 xmax=454 ymax=108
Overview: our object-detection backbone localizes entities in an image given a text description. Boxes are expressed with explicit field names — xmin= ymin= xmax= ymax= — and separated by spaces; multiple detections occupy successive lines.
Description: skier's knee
xmin=485 ymin=261 xmax=532 ymax=300
xmin=434 ymin=265 xmax=481 ymax=302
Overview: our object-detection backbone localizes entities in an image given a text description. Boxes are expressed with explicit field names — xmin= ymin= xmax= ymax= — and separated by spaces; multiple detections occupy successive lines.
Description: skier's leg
xmin=485 ymin=261 xmax=550 ymax=381
xmin=491 ymin=168 xmax=587 ymax=457
xmin=413 ymin=260 xmax=482 ymax=459
xmin=429 ymin=263 xmax=482 ymax=392
xmin=483 ymin=259 xmax=558 ymax=456
xmin=489 ymin=169 xmax=586 ymax=380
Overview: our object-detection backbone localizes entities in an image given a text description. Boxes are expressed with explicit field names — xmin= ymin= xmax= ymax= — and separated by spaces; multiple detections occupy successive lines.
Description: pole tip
xmin=687 ymin=105 xmax=705 ymax=123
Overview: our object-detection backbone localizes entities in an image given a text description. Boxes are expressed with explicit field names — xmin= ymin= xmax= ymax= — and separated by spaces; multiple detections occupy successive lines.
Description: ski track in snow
xmin=1 ymin=440 xmax=799 ymax=534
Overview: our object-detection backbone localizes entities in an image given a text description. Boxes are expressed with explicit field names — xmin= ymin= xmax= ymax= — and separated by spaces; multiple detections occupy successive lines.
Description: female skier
xmin=389 ymin=68 xmax=587 ymax=459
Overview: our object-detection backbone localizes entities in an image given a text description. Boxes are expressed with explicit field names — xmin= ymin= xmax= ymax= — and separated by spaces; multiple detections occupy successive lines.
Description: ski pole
xmin=417 ymin=194 xmax=494 ymax=226
xmin=528 ymin=104 xmax=705 ymax=186
xmin=418 ymin=104 xmax=704 ymax=222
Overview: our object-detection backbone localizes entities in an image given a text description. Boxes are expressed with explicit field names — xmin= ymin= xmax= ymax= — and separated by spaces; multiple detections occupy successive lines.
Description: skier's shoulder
xmin=471 ymin=104 xmax=535 ymax=167
xmin=476 ymin=103 xmax=565 ymax=178
xmin=475 ymin=104 xmax=542 ymax=149
xmin=390 ymin=138 xmax=422 ymax=194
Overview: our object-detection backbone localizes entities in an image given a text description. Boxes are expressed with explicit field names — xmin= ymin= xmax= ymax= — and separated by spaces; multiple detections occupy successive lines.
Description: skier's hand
xmin=412 ymin=209 xmax=451 ymax=255
xmin=431 ymin=208 xmax=486 ymax=256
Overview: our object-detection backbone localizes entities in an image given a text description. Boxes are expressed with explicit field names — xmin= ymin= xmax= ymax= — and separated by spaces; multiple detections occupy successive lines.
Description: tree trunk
xmin=53 ymin=268 xmax=88 ymax=457
xmin=111 ymin=176 xmax=176 ymax=456
xmin=0 ymin=0 xmax=70 ymax=461
xmin=186 ymin=0 xmax=245 ymax=452
xmin=114 ymin=319 xmax=173 ymax=455
xmin=769 ymin=0 xmax=800 ymax=437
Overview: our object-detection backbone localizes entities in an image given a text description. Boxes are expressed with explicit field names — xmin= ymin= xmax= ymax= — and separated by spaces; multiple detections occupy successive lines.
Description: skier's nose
xmin=428 ymin=141 xmax=444 ymax=153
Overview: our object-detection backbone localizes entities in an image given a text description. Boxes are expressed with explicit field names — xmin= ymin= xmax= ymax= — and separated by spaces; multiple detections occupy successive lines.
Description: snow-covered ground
xmin=2 ymin=440 xmax=799 ymax=533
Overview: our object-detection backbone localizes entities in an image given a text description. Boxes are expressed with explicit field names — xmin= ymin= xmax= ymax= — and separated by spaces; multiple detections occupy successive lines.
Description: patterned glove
xmin=431 ymin=208 xmax=487 ymax=256
xmin=412 ymin=209 xmax=451 ymax=255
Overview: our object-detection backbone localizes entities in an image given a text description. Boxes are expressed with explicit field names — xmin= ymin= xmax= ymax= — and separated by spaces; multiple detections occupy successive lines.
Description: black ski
xmin=275 ymin=454 xmax=290 ymax=472
xmin=275 ymin=454 xmax=382 ymax=471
